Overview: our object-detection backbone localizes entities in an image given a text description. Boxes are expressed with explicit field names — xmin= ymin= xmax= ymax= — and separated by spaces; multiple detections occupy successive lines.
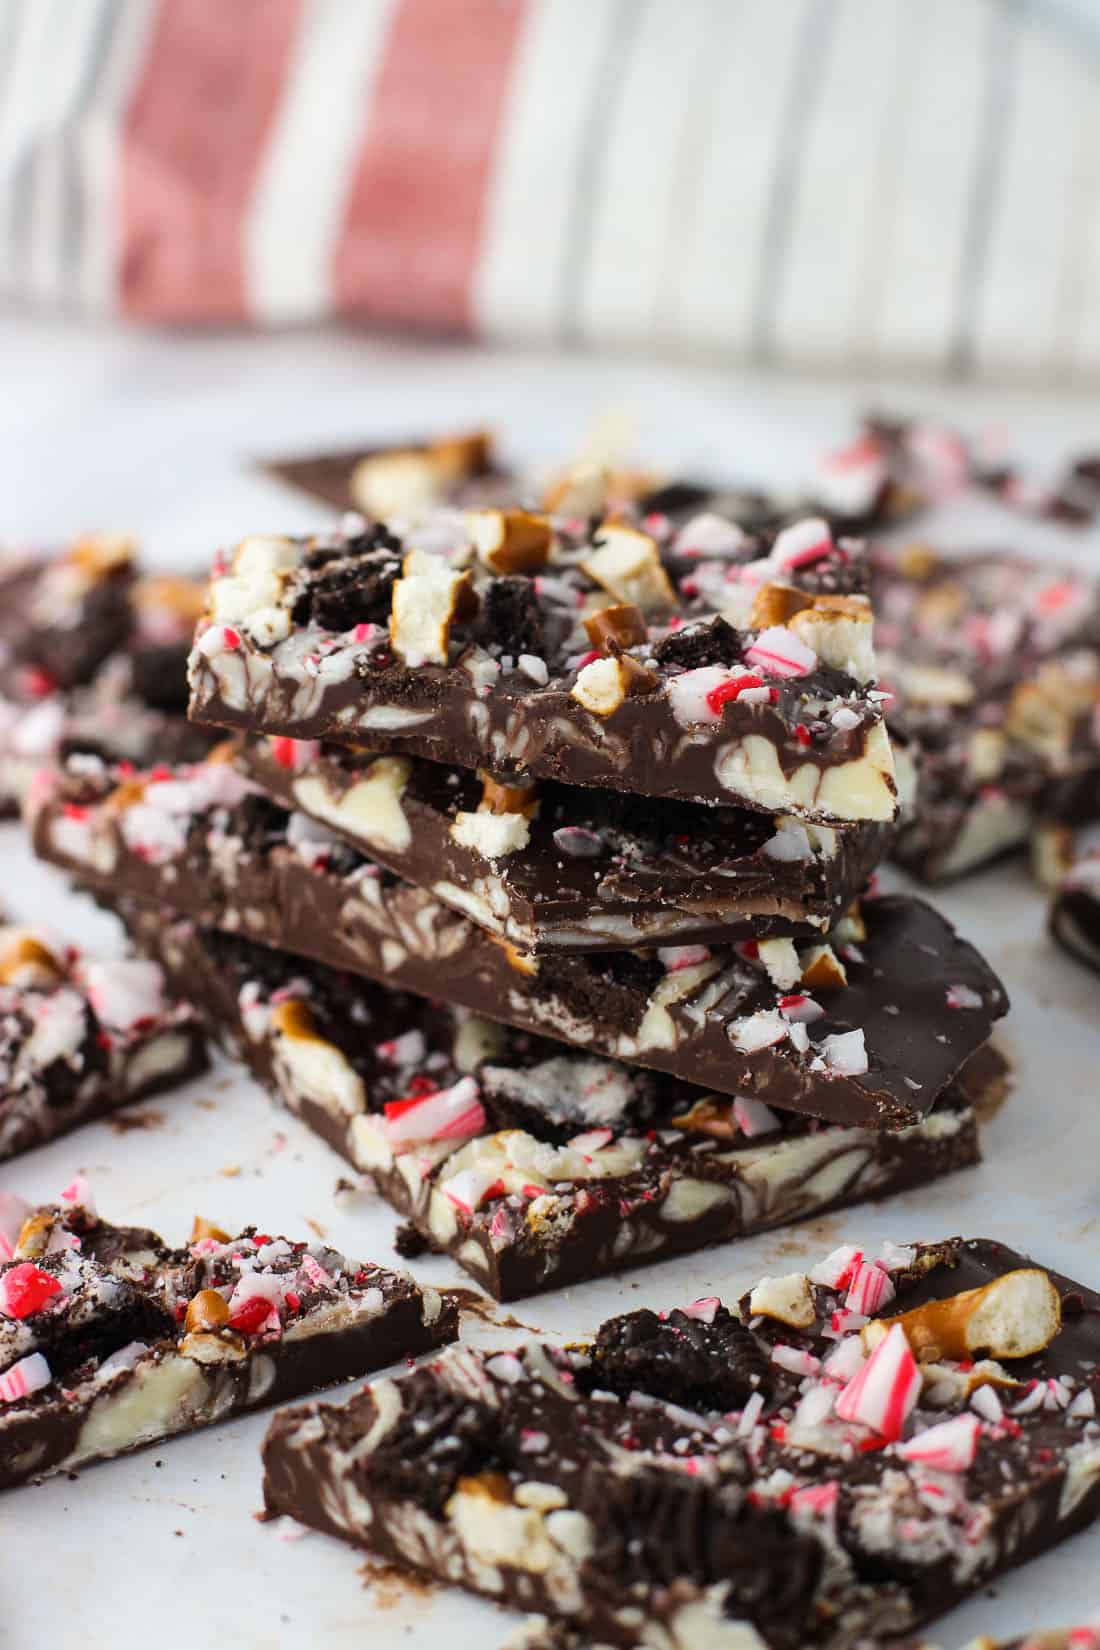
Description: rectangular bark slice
xmin=872 ymin=545 xmax=1100 ymax=881
xmin=110 ymin=902 xmax=985 ymax=1301
xmin=187 ymin=512 xmax=899 ymax=823
xmin=238 ymin=735 xmax=890 ymax=953
xmin=0 ymin=1197 xmax=458 ymax=1489
xmin=0 ymin=923 xmax=207 ymax=1163
xmin=261 ymin=1235 xmax=1100 ymax=1649
xmin=29 ymin=758 xmax=1007 ymax=1128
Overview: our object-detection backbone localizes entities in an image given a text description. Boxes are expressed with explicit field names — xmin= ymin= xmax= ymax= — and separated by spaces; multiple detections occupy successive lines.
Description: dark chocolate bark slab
xmin=30 ymin=759 xmax=1007 ymax=1127
xmin=187 ymin=512 xmax=898 ymax=822
xmin=0 ymin=1198 xmax=458 ymax=1489
xmin=109 ymin=902 xmax=984 ymax=1301
xmin=239 ymin=734 xmax=890 ymax=953
xmin=0 ymin=923 xmax=206 ymax=1163
xmin=261 ymin=1234 xmax=1100 ymax=1649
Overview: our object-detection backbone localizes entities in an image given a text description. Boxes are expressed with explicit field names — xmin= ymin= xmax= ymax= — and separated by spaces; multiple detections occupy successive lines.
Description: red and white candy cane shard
xmin=898 ymin=1412 xmax=980 ymax=1473
xmin=297 ymin=1252 xmax=334 ymax=1292
xmin=568 ymin=1128 xmax=614 ymax=1156
xmin=658 ymin=944 xmax=711 ymax=973
xmin=945 ymin=983 xmax=984 ymax=1010
xmin=0 ymin=1191 xmax=31 ymax=1261
xmin=745 ymin=625 xmax=819 ymax=678
xmin=442 ymin=1165 xmax=505 ymax=1217
xmin=834 ymin=1323 xmax=921 ymax=1441
xmin=844 ymin=1260 xmax=895 ymax=1317
xmin=382 ymin=1077 xmax=486 ymax=1146
xmin=58 ymin=1175 xmax=94 ymax=1214
xmin=679 ymin=1296 xmax=720 ymax=1324
xmin=810 ymin=1245 xmax=863 ymax=1290
xmin=778 ymin=993 xmax=825 ymax=1024
xmin=732 ymin=1095 xmax=780 ymax=1137
xmin=788 ymin=1480 xmax=840 ymax=1519
xmin=770 ymin=518 xmax=833 ymax=571
xmin=771 ymin=1344 xmax=822 ymax=1378
xmin=0 ymin=1351 xmax=52 ymax=1403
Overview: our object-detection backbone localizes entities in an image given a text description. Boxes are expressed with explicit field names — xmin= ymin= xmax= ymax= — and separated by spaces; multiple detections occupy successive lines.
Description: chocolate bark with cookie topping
xmin=261 ymin=1235 xmax=1100 ymax=1649
xmin=109 ymin=903 xmax=986 ymax=1300
xmin=30 ymin=757 xmax=1006 ymax=1127
xmin=0 ymin=1198 xmax=459 ymax=1490
xmin=187 ymin=510 xmax=898 ymax=823
xmin=0 ymin=923 xmax=206 ymax=1163
xmin=238 ymin=735 xmax=890 ymax=953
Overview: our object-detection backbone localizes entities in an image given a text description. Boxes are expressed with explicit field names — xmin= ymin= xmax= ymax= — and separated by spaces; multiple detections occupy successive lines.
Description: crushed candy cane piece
xmin=679 ymin=1296 xmax=720 ymax=1324
xmin=899 ymin=1412 xmax=980 ymax=1472
xmin=834 ymin=1323 xmax=920 ymax=1440
xmin=745 ymin=625 xmax=819 ymax=679
xmin=732 ymin=1095 xmax=780 ymax=1137
xmin=945 ymin=983 xmax=983 ymax=1010
xmin=0 ymin=1351 xmax=51 ymax=1403
xmin=845 ymin=1261 xmax=895 ymax=1317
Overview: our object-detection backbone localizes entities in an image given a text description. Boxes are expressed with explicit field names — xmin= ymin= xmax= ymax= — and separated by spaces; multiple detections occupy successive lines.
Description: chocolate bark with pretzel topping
xmin=0 ymin=924 xmax=206 ymax=1163
xmin=261 ymin=1235 xmax=1100 ymax=1648
xmin=187 ymin=512 xmax=897 ymax=823
xmin=237 ymin=735 xmax=890 ymax=953
xmin=30 ymin=756 xmax=1006 ymax=1127
xmin=0 ymin=1200 xmax=458 ymax=1490
xmin=108 ymin=903 xmax=986 ymax=1300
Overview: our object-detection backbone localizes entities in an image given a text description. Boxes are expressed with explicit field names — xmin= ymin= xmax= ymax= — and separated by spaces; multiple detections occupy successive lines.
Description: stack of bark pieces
xmin=30 ymin=469 xmax=1009 ymax=1298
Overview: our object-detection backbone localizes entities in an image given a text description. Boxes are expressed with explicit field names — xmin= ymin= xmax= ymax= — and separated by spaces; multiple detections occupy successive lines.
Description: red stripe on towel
xmin=333 ymin=0 xmax=527 ymax=332
xmin=118 ymin=0 xmax=300 ymax=319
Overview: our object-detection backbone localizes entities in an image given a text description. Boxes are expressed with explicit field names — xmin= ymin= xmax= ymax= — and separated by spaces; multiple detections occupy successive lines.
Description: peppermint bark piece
xmin=31 ymin=760 xmax=1007 ymax=1126
xmin=872 ymin=545 xmax=1100 ymax=880
xmin=187 ymin=513 xmax=897 ymax=822
xmin=0 ymin=565 xmax=215 ymax=816
xmin=0 ymin=1198 xmax=458 ymax=1489
xmin=239 ymin=736 xmax=889 ymax=953
xmin=0 ymin=925 xmax=206 ymax=1162
xmin=262 ymin=1236 xmax=1100 ymax=1649
xmin=110 ymin=906 xmax=985 ymax=1300
xmin=1040 ymin=822 xmax=1100 ymax=974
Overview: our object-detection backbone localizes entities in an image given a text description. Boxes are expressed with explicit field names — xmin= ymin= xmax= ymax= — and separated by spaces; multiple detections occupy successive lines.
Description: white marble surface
xmin=0 ymin=317 xmax=1098 ymax=1649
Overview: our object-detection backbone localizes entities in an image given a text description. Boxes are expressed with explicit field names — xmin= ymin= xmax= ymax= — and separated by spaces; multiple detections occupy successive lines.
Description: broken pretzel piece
xmin=863 ymin=1267 xmax=1062 ymax=1362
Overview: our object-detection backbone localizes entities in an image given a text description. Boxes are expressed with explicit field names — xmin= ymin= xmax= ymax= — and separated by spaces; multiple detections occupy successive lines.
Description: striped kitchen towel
xmin=1 ymin=0 xmax=1098 ymax=380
